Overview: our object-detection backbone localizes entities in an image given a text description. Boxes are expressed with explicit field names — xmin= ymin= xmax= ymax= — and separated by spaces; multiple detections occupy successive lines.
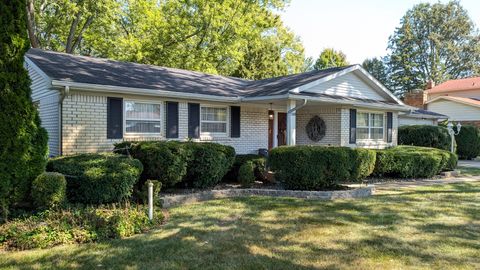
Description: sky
xmin=280 ymin=0 xmax=480 ymax=64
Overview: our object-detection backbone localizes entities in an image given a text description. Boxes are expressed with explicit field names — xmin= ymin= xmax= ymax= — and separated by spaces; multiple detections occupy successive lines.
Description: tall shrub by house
xmin=398 ymin=125 xmax=451 ymax=151
xmin=0 ymin=0 xmax=48 ymax=219
xmin=455 ymin=125 xmax=480 ymax=159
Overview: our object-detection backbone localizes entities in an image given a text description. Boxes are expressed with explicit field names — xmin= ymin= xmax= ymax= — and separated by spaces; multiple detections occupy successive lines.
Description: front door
xmin=277 ymin=112 xmax=287 ymax=146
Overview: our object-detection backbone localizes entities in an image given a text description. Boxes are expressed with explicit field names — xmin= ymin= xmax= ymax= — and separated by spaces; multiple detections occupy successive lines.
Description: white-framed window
xmin=124 ymin=100 xmax=161 ymax=134
xmin=356 ymin=112 xmax=384 ymax=140
xmin=200 ymin=106 xmax=228 ymax=135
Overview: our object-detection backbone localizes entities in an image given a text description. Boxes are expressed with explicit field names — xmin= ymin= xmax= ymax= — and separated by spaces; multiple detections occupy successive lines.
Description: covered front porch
xmin=250 ymin=95 xmax=408 ymax=150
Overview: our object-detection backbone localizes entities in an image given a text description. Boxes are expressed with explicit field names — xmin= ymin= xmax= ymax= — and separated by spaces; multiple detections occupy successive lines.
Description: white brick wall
xmin=296 ymin=107 xmax=341 ymax=145
xmin=62 ymin=92 xmax=268 ymax=155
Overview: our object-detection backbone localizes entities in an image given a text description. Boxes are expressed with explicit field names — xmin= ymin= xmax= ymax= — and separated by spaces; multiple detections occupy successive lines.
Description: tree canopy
xmin=387 ymin=1 xmax=480 ymax=95
xmin=362 ymin=57 xmax=390 ymax=89
xmin=313 ymin=48 xmax=349 ymax=70
xmin=26 ymin=0 xmax=306 ymax=79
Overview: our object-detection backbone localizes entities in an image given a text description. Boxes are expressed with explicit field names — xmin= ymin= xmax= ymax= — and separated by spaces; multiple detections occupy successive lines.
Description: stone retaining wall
xmin=160 ymin=186 xmax=375 ymax=208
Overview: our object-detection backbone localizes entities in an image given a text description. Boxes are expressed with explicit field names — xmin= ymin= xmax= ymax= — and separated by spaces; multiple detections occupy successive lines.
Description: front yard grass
xmin=458 ymin=166 xmax=480 ymax=176
xmin=1 ymin=182 xmax=480 ymax=269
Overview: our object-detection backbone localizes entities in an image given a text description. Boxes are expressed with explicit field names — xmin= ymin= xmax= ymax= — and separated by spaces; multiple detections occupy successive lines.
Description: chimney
xmin=403 ymin=90 xmax=426 ymax=109
xmin=426 ymin=80 xmax=435 ymax=90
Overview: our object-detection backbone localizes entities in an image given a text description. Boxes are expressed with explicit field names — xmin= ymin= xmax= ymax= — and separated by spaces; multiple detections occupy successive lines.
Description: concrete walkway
xmin=372 ymin=175 xmax=480 ymax=191
xmin=458 ymin=160 xmax=480 ymax=168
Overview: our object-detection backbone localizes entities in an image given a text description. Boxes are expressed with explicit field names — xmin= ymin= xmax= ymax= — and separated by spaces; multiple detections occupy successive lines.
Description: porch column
xmin=273 ymin=111 xmax=279 ymax=147
xmin=286 ymin=99 xmax=296 ymax=146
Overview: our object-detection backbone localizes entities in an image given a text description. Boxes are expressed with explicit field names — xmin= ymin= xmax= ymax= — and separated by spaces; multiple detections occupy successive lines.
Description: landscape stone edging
xmin=160 ymin=186 xmax=375 ymax=208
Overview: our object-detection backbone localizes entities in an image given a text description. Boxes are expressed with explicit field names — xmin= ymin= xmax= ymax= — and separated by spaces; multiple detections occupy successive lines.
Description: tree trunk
xmin=26 ymin=0 xmax=40 ymax=48
xmin=65 ymin=11 xmax=83 ymax=53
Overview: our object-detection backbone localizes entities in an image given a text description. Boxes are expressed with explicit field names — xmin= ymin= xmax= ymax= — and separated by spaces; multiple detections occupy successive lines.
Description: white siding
xmin=26 ymin=60 xmax=60 ymax=156
xmin=398 ymin=117 xmax=436 ymax=126
xmin=428 ymin=89 xmax=480 ymax=101
xmin=427 ymin=100 xmax=480 ymax=121
xmin=301 ymin=73 xmax=386 ymax=101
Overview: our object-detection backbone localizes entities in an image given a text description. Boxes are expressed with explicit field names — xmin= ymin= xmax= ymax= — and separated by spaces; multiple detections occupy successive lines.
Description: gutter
xmin=51 ymin=80 xmax=241 ymax=103
xmin=287 ymin=99 xmax=308 ymax=114
xmin=58 ymin=86 xmax=69 ymax=156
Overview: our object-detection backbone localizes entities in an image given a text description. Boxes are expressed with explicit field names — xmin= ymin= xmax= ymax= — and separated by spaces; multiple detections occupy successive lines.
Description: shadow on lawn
xmin=2 ymin=183 xmax=479 ymax=269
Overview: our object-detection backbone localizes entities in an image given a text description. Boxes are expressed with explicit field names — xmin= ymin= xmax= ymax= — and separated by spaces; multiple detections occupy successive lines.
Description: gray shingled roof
xmin=410 ymin=108 xmax=447 ymax=118
xmin=26 ymin=49 xmax=359 ymax=98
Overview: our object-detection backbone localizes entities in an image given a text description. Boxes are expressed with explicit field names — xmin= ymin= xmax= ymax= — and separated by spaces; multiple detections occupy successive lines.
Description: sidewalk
xmin=372 ymin=175 xmax=480 ymax=190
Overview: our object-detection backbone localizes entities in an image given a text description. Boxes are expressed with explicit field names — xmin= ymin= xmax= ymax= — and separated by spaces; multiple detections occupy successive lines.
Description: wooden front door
xmin=277 ymin=112 xmax=287 ymax=146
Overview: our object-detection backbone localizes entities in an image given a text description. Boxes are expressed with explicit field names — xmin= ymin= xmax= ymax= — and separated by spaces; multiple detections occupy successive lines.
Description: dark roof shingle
xmin=26 ymin=48 xmax=358 ymax=98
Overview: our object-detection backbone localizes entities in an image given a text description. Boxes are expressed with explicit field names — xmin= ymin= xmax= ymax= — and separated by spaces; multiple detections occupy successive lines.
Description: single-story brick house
xmin=26 ymin=49 xmax=409 ymax=156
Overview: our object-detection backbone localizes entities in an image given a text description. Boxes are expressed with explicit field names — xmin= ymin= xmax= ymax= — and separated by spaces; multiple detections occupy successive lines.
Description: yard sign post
xmin=148 ymin=181 xmax=154 ymax=220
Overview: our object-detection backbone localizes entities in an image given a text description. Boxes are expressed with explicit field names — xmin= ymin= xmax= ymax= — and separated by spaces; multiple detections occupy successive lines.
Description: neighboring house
xmin=424 ymin=77 xmax=480 ymax=127
xmin=26 ymin=49 xmax=408 ymax=156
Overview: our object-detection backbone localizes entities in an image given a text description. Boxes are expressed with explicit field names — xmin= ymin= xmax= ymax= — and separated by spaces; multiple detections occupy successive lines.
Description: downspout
xmin=58 ymin=85 xmax=70 ymax=156
xmin=287 ymin=99 xmax=308 ymax=114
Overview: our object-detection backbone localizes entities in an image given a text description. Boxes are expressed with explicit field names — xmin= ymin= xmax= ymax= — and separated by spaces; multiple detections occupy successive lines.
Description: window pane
xmin=125 ymin=101 xmax=160 ymax=120
xmin=126 ymin=120 xmax=161 ymax=133
xmin=201 ymin=107 xmax=227 ymax=121
xmin=201 ymin=122 xmax=227 ymax=133
xmin=371 ymin=128 xmax=384 ymax=140
xmin=357 ymin=112 xmax=369 ymax=127
xmin=356 ymin=127 xmax=369 ymax=140
xmin=371 ymin=113 xmax=384 ymax=127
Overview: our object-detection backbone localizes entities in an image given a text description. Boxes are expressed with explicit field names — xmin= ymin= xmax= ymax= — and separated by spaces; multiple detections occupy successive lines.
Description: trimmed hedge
xmin=46 ymin=153 xmax=143 ymax=204
xmin=374 ymin=146 xmax=457 ymax=178
xmin=454 ymin=125 xmax=480 ymax=159
xmin=0 ymin=205 xmax=163 ymax=251
xmin=31 ymin=172 xmax=67 ymax=209
xmin=224 ymin=154 xmax=267 ymax=183
xmin=114 ymin=141 xmax=235 ymax=189
xmin=238 ymin=161 xmax=256 ymax=188
xmin=398 ymin=125 xmax=451 ymax=151
xmin=185 ymin=142 xmax=235 ymax=188
xmin=269 ymin=146 xmax=376 ymax=190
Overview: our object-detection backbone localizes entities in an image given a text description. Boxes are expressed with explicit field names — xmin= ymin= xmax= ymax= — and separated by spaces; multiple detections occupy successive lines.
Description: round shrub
xmin=31 ymin=172 xmax=66 ymax=209
xmin=350 ymin=149 xmax=377 ymax=180
xmin=185 ymin=142 xmax=235 ymax=188
xmin=373 ymin=146 xmax=456 ymax=178
xmin=269 ymin=146 xmax=376 ymax=190
xmin=454 ymin=125 xmax=480 ymax=160
xmin=398 ymin=125 xmax=451 ymax=151
xmin=115 ymin=141 xmax=191 ymax=188
xmin=46 ymin=153 xmax=143 ymax=204
xmin=224 ymin=154 xmax=267 ymax=182
xmin=238 ymin=161 xmax=256 ymax=188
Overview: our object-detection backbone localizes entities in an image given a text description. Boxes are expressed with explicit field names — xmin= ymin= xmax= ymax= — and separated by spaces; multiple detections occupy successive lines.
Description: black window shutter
xmin=188 ymin=103 xmax=200 ymax=138
xmin=349 ymin=109 xmax=356 ymax=144
xmin=230 ymin=106 xmax=241 ymax=138
xmin=387 ymin=112 xmax=393 ymax=143
xmin=166 ymin=101 xmax=179 ymax=138
xmin=107 ymin=97 xmax=123 ymax=139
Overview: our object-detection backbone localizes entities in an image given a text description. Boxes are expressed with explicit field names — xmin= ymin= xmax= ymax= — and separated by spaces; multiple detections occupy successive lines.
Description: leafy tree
xmin=27 ymin=0 xmax=306 ymax=79
xmin=0 ymin=0 xmax=48 ymax=219
xmin=387 ymin=1 xmax=480 ymax=96
xmin=313 ymin=48 xmax=349 ymax=70
xmin=362 ymin=57 xmax=390 ymax=89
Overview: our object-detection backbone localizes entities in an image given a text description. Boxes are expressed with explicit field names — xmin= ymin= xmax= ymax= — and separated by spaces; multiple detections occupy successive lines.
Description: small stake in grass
xmin=148 ymin=181 xmax=154 ymax=220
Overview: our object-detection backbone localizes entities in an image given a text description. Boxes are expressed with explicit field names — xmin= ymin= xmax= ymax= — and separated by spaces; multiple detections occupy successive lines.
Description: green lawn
xmin=458 ymin=166 xmax=480 ymax=176
xmin=1 ymin=183 xmax=480 ymax=270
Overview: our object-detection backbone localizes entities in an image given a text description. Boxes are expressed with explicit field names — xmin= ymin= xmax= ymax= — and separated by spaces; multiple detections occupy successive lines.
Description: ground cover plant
xmin=1 ymin=182 xmax=479 ymax=269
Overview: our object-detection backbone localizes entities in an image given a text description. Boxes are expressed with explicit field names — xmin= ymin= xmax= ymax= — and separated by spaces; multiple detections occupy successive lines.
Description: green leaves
xmin=313 ymin=48 xmax=349 ymax=70
xmin=28 ymin=0 xmax=305 ymax=79
xmin=387 ymin=1 xmax=480 ymax=96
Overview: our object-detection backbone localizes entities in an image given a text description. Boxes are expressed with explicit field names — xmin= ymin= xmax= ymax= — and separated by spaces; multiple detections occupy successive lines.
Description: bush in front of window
xmin=184 ymin=142 xmax=236 ymax=188
xmin=398 ymin=125 xmax=451 ymax=151
xmin=46 ymin=153 xmax=143 ymax=204
xmin=373 ymin=146 xmax=457 ymax=178
xmin=454 ymin=125 xmax=480 ymax=160
xmin=223 ymin=154 xmax=267 ymax=183
xmin=115 ymin=141 xmax=191 ymax=188
xmin=268 ymin=146 xmax=376 ymax=190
